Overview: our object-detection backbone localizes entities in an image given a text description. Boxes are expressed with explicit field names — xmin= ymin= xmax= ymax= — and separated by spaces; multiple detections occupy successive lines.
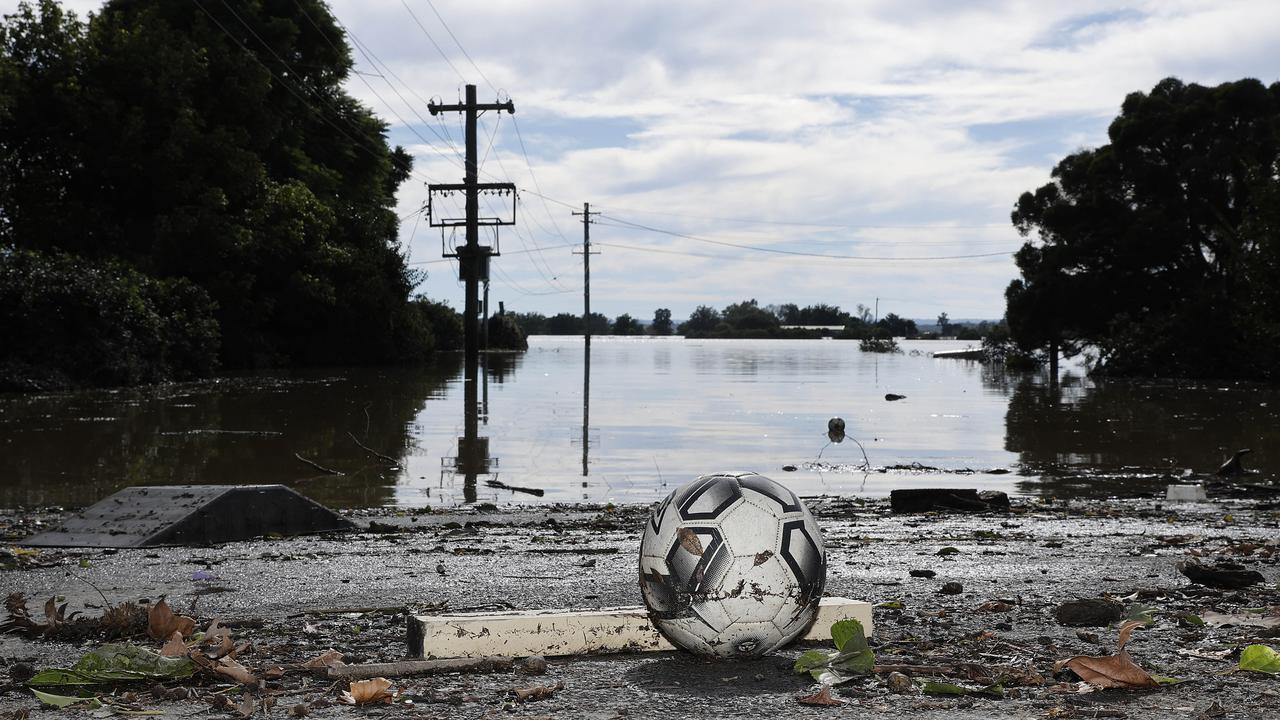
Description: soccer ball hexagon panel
xmin=638 ymin=472 xmax=826 ymax=658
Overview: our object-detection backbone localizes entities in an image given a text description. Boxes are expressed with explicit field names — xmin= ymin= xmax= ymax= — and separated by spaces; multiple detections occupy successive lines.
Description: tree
xmin=612 ymin=314 xmax=642 ymax=335
xmin=876 ymin=313 xmax=917 ymax=337
xmin=679 ymin=305 xmax=721 ymax=335
xmin=721 ymin=299 xmax=778 ymax=331
xmin=855 ymin=304 xmax=874 ymax=324
xmin=936 ymin=312 xmax=951 ymax=335
xmin=1008 ymin=77 xmax=1280 ymax=378
xmin=510 ymin=312 xmax=547 ymax=337
xmin=545 ymin=313 xmax=582 ymax=335
xmin=0 ymin=0 xmax=432 ymax=374
xmin=650 ymin=308 xmax=673 ymax=335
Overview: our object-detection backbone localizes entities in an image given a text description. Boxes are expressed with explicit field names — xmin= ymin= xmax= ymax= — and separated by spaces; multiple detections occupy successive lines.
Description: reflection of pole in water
xmin=582 ymin=340 xmax=590 ymax=477
xmin=451 ymin=354 xmax=495 ymax=504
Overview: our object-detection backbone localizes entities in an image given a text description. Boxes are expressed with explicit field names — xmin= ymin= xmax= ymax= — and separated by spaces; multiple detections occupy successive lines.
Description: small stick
xmin=346 ymin=432 xmax=398 ymax=465
xmin=327 ymin=656 xmax=514 ymax=680
xmin=294 ymin=453 xmax=343 ymax=476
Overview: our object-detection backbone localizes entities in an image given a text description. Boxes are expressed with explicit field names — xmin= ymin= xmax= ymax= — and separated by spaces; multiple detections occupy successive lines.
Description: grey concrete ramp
xmin=20 ymin=485 xmax=355 ymax=547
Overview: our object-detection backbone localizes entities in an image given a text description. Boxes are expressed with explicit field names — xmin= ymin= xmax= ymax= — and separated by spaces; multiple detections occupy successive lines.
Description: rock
xmin=886 ymin=671 xmax=913 ymax=694
xmin=1177 ymin=561 xmax=1264 ymax=589
xmin=884 ymin=393 xmax=907 ymax=401
xmin=518 ymin=655 xmax=548 ymax=675
xmin=1054 ymin=598 xmax=1122 ymax=627
xmin=909 ymin=569 xmax=937 ymax=579
xmin=781 ymin=465 xmax=797 ymax=472
xmin=890 ymin=489 xmax=1010 ymax=513
xmin=8 ymin=662 xmax=34 ymax=683
xmin=940 ymin=581 xmax=963 ymax=595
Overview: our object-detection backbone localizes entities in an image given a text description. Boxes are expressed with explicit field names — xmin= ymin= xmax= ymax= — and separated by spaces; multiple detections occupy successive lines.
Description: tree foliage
xmin=650 ymin=308 xmax=673 ymax=335
xmin=1 ymin=0 xmax=448 ymax=383
xmin=612 ymin=313 xmax=642 ymax=335
xmin=1008 ymin=77 xmax=1280 ymax=379
xmin=0 ymin=250 xmax=219 ymax=390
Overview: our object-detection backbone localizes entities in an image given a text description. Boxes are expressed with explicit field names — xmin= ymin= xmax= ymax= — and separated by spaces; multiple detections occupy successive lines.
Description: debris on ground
xmin=890 ymin=488 xmax=1010 ymax=513
xmin=1054 ymin=598 xmax=1123 ymax=627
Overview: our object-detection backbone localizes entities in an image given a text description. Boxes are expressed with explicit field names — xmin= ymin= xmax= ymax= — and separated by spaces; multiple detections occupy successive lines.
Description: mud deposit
xmin=2 ymin=497 xmax=1278 ymax=719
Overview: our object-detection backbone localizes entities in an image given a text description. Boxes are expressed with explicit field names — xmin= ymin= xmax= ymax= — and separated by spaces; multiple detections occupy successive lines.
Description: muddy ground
xmin=1 ymin=495 xmax=1278 ymax=719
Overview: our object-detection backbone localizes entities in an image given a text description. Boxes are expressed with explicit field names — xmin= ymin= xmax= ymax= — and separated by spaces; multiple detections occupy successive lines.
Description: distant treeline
xmin=0 ymin=1 xmax=469 ymax=391
xmin=511 ymin=302 xmax=1005 ymax=340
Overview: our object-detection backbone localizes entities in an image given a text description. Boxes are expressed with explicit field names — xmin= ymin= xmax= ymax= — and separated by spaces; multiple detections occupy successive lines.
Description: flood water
xmin=1 ymin=337 xmax=1276 ymax=509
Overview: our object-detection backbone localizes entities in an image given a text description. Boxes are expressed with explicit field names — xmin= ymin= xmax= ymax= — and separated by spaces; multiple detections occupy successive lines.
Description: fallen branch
xmin=327 ymin=657 xmax=513 ymax=680
xmin=294 ymin=453 xmax=343 ymax=476
xmin=486 ymin=479 xmax=545 ymax=497
xmin=347 ymin=432 xmax=399 ymax=466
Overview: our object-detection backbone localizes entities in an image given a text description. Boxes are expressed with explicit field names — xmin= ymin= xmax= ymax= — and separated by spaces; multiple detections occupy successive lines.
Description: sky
xmin=37 ymin=1 xmax=1280 ymax=322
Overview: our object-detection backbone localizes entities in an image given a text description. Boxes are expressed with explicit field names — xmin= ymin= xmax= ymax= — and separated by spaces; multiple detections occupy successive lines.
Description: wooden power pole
xmin=427 ymin=85 xmax=516 ymax=374
xmin=571 ymin=203 xmax=600 ymax=346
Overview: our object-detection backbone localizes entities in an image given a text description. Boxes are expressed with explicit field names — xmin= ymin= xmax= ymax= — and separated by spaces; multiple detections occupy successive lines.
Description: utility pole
xmin=427 ymin=85 xmax=516 ymax=377
xmin=571 ymin=203 xmax=601 ymax=346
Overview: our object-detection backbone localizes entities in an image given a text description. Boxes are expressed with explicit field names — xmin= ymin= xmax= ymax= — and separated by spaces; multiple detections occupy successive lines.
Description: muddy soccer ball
xmin=638 ymin=472 xmax=825 ymax=658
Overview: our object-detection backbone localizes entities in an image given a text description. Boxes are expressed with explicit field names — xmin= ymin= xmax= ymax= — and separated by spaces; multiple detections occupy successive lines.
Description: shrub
xmin=0 ymin=249 xmax=220 ymax=390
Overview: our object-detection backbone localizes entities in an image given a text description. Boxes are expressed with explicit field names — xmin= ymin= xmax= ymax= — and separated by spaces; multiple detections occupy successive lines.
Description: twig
xmin=346 ymin=432 xmax=399 ymax=465
xmin=327 ymin=656 xmax=514 ymax=680
xmin=294 ymin=453 xmax=343 ymax=476
xmin=65 ymin=570 xmax=111 ymax=607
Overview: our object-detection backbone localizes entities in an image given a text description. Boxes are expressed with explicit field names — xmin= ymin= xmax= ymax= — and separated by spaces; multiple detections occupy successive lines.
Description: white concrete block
xmin=1165 ymin=484 xmax=1208 ymax=502
xmin=408 ymin=597 xmax=872 ymax=659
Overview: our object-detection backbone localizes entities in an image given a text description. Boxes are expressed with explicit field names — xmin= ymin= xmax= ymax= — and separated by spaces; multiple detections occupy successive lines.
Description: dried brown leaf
xmin=207 ymin=656 xmax=258 ymax=686
xmin=263 ymin=666 xmax=286 ymax=680
xmin=302 ymin=649 xmax=345 ymax=670
xmin=147 ymin=598 xmax=196 ymax=641
xmin=797 ymin=685 xmax=844 ymax=706
xmin=1055 ymin=620 xmax=1157 ymax=689
xmin=235 ymin=693 xmax=255 ymax=718
xmin=511 ymin=680 xmax=564 ymax=703
xmin=339 ymin=677 xmax=395 ymax=705
xmin=677 ymin=528 xmax=704 ymax=556
xmin=160 ymin=630 xmax=188 ymax=657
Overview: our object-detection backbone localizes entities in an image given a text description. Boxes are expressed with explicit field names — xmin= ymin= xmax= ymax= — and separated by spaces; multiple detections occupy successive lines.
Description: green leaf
xmin=830 ymin=619 xmax=866 ymax=652
xmin=876 ymin=600 xmax=904 ymax=610
xmin=29 ymin=644 xmax=194 ymax=686
xmin=793 ymin=649 xmax=835 ymax=674
xmin=1124 ymin=604 xmax=1156 ymax=626
xmin=920 ymin=681 xmax=970 ymax=696
xmin=1239 ymin=645 xmax=1280 ymax=674
xmin=810 ymin=667 xmax=859 ymax=686
xmin=31 ymin=689 xmax=102 ymax=708
xmin=919 ymin=681 xmax=1003 ymax=698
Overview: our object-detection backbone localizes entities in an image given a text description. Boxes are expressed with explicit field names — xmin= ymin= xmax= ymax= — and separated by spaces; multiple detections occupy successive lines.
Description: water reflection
xmin=1002 ymin=375 xmax=1280 ymax=495
xmin=0 ymin=359 xmax=460 ymax=508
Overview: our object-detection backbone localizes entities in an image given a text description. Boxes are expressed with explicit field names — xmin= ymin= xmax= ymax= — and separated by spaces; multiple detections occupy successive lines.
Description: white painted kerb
xmin=409 ymin=597 xmax=872 ymax=659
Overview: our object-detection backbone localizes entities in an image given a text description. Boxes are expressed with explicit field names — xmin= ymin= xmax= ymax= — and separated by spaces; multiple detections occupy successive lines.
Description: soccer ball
xmin=638 ymin=472 xmax=826 ymax=659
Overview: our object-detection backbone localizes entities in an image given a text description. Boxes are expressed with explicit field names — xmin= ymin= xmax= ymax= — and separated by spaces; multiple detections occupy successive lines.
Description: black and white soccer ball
xmin=638 ymin=472 xmax=826 ymax=659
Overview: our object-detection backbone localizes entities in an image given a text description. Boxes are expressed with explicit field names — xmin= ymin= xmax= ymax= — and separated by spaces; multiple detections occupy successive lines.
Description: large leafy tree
xmin=1008 ymin=77 xmax=1280 ymax=379
xmin=1 ymin=0 xmax=426 ymax=368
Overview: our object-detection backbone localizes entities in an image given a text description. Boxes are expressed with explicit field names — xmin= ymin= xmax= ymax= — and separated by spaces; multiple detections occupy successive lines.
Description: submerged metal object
xmin=20 ymin=485 xmax=354 ymax=547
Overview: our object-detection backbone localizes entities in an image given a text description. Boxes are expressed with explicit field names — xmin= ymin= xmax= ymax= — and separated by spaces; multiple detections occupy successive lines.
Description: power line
xmin=192 ymin=0 xmax=437 ymax=188
xmin=593 ymin=219 xmax=1016 ymax=261
xmin=398 ymin=0 xmax=466 ymax=82
xmin=591 ymin=203 xmax=1011 ymax=230
xmin=421 ymin=0 xmax=497 ymax=92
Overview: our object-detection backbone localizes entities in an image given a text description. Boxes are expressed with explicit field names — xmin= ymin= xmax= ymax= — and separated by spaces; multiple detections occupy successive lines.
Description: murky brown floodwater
xmin=0 ymin=337 xmax=1275 ymax=508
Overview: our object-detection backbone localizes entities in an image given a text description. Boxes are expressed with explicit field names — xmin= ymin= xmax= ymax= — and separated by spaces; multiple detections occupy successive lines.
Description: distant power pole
xmin=571 ymin=203 xmax=601 ymax=346
xmin=427 ymin=84 xmax=516 ymax=374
